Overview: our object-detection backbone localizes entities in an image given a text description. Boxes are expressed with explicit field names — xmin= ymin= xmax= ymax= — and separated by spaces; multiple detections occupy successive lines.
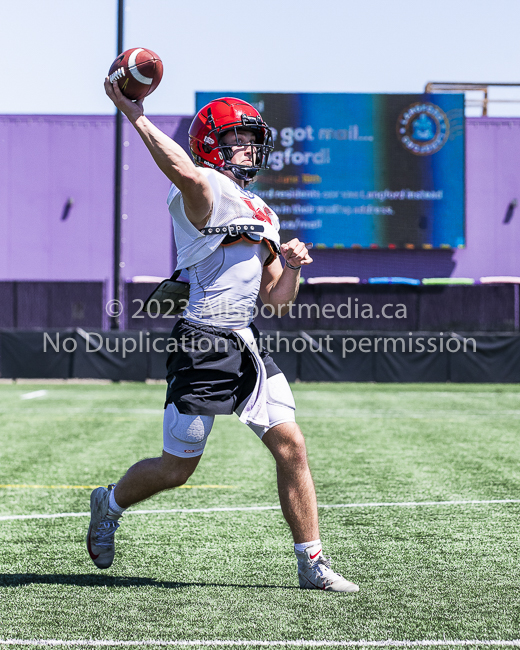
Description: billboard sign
xmin=196 ymin=93 xmax=465 ymax=249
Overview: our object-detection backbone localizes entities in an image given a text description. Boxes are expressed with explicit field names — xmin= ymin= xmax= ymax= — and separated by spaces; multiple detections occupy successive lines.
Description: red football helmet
xmin=189 ymin=97 xmax=274 ymax=182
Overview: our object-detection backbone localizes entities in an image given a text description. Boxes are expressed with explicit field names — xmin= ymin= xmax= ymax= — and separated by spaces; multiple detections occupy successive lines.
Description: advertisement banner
xmin=196 ymin=93 xmax=465 ymax=249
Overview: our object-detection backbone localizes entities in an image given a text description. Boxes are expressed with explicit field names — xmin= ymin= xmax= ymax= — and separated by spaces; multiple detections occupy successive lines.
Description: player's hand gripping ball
xmin=108 ymin=48 xmax=163 ymax=101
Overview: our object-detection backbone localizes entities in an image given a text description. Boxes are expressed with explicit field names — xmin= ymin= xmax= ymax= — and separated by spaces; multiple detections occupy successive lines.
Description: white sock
xmin=294 ymin=539 xmax=321 ymax=554
xmin=107 ymin=487 xmax=125 ymax=519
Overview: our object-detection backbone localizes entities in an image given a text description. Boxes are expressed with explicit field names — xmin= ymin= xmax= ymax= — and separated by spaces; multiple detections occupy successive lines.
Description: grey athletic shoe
xmin=296 ymin=546 xmax=359 ymax=593
xmin=86 ymin=484 xmax=120 ymax=570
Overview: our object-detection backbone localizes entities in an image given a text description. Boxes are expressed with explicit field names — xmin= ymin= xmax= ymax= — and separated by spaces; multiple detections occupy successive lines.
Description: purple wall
xmin=0 ymin=116 xmax=114 ymax=283
xmin=0 ymin=115 xmax=519 ymax=283
xmin=452 ymin=118 xmax=520 ymax=278
xmin=0 ymin=115 xmax=189 ymax=296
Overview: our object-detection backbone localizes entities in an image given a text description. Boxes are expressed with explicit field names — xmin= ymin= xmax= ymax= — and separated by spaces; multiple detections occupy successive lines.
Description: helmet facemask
xmin=218 ymin=123 xmax=273 ymax=182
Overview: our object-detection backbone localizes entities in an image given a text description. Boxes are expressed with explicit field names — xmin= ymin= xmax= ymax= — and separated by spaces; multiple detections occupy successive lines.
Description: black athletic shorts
xmin=164 ymin=319 xmax=282 ymax=415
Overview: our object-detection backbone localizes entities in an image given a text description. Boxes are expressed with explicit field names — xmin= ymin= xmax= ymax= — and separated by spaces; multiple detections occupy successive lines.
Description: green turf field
xmin=1 ymin=382 xmax=520 ymax=649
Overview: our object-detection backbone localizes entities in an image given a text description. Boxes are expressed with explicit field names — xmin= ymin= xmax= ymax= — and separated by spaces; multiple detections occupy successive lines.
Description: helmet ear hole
xmin=218 ymin=131 xmax=234 ymax=161
xmin=202 ymin=143 xmax=212 ymax=154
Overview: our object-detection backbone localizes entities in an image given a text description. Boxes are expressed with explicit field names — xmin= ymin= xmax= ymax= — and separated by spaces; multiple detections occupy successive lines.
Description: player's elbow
xmin=173 ymin=165 xmax=205 ymax=193
xmin=260 ymin=296 xmax=292 ymax=318
xmin=276 ymin=303 xmax=292 ymax=317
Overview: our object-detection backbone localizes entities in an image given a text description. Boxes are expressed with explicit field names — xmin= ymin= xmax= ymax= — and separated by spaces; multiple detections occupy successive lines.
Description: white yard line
xmin=20 ymin=390 xmax=48 ymax=400
xmin=1 ymin=499 xmax=519 ymax=522
xmin=296 ymin=411 xmax=520 ymax=419
xmin=318 ymin=499 xmax=520 ymax=509
xmin=1 ymin=639 xmax=520 ymax=647
xmin=0 ymin=484 xmax=234 ymax=491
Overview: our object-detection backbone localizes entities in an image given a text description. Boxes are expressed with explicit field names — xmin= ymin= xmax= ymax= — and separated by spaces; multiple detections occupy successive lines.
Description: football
xmin=108 ymin=48 xmax=163 ymax=101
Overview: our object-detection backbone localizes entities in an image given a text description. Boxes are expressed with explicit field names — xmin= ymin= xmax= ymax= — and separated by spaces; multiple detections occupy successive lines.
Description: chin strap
xmin=227 ymin=164 xmax=258 ymax=182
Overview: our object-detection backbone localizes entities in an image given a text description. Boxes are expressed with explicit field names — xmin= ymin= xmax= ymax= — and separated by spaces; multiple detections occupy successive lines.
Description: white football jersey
xmin=183 ymin=239 xmax=270 ymax=328
xmin=167 ymin=169 xmax=281 ymax=328
xmin=167 ymin=168 xmax=280 ymax=271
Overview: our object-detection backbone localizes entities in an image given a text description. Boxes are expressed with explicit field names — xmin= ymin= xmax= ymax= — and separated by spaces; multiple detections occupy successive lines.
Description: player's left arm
xmin=259 ymin=239 xmax=313 ymax=317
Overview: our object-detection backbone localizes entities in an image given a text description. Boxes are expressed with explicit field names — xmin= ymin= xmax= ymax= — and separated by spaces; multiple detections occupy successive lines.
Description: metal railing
xmin=425 ymin=82 xmax=520 ymax=116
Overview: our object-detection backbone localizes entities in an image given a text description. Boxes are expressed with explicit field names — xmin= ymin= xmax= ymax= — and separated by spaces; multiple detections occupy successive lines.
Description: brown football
xmin=108 ymin=48 xmax=163 ymax=101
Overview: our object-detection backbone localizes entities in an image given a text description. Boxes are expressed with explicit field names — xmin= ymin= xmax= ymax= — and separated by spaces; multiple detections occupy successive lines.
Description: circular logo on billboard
xmin=397 ymin=102 xmax=449 ymax=155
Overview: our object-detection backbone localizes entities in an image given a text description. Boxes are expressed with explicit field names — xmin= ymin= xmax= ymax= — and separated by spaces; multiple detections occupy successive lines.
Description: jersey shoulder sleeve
xmin=166 ymin=168 xmax=221 ymax=209
xmin=167 ymin=186 xmax=200 ymax=238
xmin=166 ymin=168 xmax=222 ymax=238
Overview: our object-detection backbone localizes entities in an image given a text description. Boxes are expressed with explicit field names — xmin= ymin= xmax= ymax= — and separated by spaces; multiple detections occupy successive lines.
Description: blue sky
xmin=2 ymin=0 xmax=519 ymax=116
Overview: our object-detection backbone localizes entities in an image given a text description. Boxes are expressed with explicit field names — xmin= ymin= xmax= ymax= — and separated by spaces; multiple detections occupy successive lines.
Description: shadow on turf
xmin=0 ymin=574 xmax=299 ymax=589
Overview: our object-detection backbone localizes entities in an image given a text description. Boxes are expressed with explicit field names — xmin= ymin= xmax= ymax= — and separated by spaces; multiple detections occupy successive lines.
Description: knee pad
xmin=163 ymin=403 xmax=214 ymax=457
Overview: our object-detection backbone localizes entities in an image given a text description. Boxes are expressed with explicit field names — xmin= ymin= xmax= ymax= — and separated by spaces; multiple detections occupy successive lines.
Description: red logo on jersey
xmin=240 ymin=198 xmax=273 ymax=225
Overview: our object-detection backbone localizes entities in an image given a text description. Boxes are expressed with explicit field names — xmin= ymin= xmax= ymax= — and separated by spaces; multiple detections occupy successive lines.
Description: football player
xmin=86 ymin=80 xmax=359 ymax=593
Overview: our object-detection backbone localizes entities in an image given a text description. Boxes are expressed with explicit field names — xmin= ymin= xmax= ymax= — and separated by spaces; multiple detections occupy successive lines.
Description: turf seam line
xmin=2 ymin=640 xmax=520 ymax=647
xmin=1 ymin=499 xmax=520 ymax=522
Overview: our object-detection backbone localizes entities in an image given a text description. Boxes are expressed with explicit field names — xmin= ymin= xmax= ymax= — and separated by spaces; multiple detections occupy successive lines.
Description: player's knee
xmin=165 ymin=467 xmax=194 ymax=488
xmin=266 ymin=422 xmax=308 ymax=468
xmin=158 ymin=452 xmax=199 ymax=488
xmin=283 ymin=440 xmax=308 ymax=468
